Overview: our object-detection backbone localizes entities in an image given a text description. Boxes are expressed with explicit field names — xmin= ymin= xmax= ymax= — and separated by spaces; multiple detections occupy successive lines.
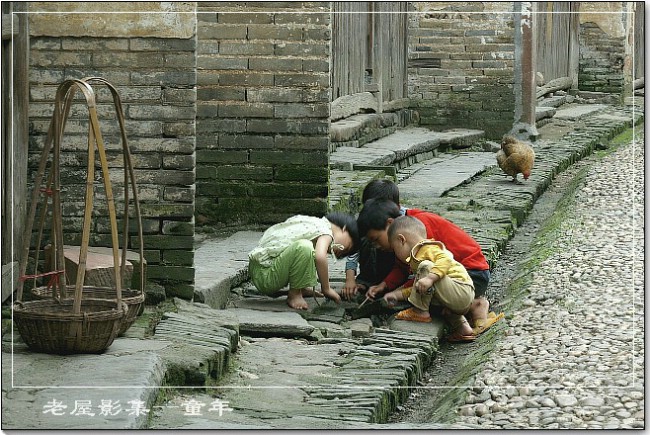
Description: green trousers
xmin=248 ymin=239 xmax=317 ymax=294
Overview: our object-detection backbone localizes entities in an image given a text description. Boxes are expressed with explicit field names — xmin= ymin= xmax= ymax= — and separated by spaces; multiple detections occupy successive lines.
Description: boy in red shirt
xmin=357 ymin=198 xmax=504 ymax=337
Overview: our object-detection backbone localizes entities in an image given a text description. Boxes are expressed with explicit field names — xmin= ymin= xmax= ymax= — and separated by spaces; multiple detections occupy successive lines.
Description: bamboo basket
xmin=15 ymin=77 xmax=145 ymax=353
xmin=13 ymin=299 xmax=128 ymax=354
xmin=30 ymin=285 xmax=144 ymax=336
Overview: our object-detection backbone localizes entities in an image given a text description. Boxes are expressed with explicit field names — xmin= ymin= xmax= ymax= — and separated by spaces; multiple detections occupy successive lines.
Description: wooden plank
xmin=1 ymin=262 xmax=18 ymax=303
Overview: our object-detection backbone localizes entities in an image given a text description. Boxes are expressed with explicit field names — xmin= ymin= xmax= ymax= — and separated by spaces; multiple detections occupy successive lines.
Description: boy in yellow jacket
xmin=384 ymin=215 xmax=477 ymax=342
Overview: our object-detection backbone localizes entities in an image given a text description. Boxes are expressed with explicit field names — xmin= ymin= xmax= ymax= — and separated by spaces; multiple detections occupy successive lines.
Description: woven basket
xmin=30 ymin=285 xmax=145 ymax=335
xmin=16 ymin=78 xmax=147 ymax=354
xmin=13 ymin=298 xmax=128 ymax=354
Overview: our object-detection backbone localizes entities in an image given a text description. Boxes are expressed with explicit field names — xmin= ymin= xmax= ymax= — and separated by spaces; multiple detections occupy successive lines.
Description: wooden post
xmin=1 ymin=2 xmax=29 ymax=298
xmin=511 ymin=2 xmax=539 ymax=140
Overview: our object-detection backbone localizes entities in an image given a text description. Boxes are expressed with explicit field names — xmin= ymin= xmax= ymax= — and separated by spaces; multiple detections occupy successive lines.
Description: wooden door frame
xmin=2 ymin=1 xmax=29 ymax=301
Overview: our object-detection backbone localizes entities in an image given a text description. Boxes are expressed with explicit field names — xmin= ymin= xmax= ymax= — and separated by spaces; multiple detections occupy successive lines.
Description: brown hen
xmin=496 ymin=136 xmax=535 ymax=183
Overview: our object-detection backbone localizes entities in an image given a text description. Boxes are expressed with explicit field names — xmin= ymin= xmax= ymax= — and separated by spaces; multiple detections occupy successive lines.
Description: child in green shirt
xmin=248 ymin=212 xmax=359 ymax=310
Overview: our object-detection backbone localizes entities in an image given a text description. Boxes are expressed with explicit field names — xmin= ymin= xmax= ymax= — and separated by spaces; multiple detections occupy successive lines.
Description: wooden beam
xmin=536 ymin=76 xmax=573 ymax=99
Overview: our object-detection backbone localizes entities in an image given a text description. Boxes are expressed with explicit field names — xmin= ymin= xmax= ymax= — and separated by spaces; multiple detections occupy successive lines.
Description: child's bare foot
xmin=287 ymin=289 xmax=309 ymax=310
xmin=395 ymin=307 xmax=432 ymax=323
xmin=446 ymin=317 xmax=476 ymax=342
xmin=321 ymin=287 xmax=341 ymax=304
xmin=455 ymin=319 xmax=474 ymax=337
xmin=467 ymin=296 xmax=489 ymax=327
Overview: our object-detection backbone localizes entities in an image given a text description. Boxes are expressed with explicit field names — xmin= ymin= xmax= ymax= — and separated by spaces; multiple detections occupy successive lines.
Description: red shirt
xmin=383 ymin=208 xmax=490 ymax=290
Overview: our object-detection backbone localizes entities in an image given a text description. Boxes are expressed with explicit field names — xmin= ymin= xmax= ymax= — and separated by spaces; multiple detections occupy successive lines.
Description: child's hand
xmin=342 ymin=279 xmax=358 ymax=301
xmin=366 ymin=284 xmax=385 ymax=300
xmin=384 ymin=292 xmax=398 ymax=307
xmin=415 ymin=275 xmax=435 ymax=295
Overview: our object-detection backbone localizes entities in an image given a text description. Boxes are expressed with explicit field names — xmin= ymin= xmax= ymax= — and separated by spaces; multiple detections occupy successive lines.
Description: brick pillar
xmin=26 ymin=2 xmax=197 ymax=299
xmin=195 ymin=2 xmax=332 ymax=227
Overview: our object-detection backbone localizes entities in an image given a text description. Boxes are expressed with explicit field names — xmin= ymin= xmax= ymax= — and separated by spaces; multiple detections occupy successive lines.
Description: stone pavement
xmin=1 ymin=100 xmax=643 ymax=429
xmin=450 ymin=127 xmax=644 ymax=429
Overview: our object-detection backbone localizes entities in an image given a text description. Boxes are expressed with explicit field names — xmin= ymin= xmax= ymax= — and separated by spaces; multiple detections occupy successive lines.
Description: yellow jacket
xmin=406 ymin=239 xmax=473 ymax=286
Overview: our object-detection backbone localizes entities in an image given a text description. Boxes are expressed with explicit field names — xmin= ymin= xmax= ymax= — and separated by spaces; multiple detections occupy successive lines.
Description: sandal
xmin=472 ymin=311 xmax=505 ymax=335
xmin=395 ymin=307 xmax=432 ymax=323
xmin=447 ymin=332 xmax=477 ymax=343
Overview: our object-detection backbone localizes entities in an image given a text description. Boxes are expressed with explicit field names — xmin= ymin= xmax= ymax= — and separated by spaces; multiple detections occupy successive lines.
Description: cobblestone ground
xmin=453 ymin=136 xmax=645 ymax=429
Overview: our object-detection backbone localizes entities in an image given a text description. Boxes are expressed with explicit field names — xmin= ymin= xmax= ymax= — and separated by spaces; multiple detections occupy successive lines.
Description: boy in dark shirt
xmin=342 ymin=180 xmax=406 ymax=302
xmin=357 ymin=198 xmax=504 ymax=336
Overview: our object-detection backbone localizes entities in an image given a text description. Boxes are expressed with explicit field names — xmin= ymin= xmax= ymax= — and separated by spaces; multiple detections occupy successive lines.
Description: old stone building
xmin=2 ymin=1 xmax=643 ymax=298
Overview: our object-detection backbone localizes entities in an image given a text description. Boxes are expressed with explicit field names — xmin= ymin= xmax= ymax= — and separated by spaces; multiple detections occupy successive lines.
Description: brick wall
xmin=195 ymin=2 xmax=331 ymax=227
xmin=27 ymin=2 xmax=197 ymax=298
xmin=579 ymin=22 xmax=626 ymax=94
xmin=407 ymin=2 xmax=516 ymax=139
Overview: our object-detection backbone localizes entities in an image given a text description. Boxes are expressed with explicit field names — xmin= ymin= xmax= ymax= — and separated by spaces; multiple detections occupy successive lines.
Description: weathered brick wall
xmin=407 ymin=2 xmax=516 ymax=139
xmin=27 ymin=2 xmax=197 ymax=298
xmin=195 ymin=2 xmax=331 ymax=227
xmin=578 ymin=22 xmax=626 ymax=93
xmin=578 ymin=3 xmax=631 ymax=95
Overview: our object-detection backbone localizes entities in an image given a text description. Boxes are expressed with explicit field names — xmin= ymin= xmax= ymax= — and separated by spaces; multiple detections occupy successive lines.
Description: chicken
xmin=496 ymin=136 xmax=535 ymax=183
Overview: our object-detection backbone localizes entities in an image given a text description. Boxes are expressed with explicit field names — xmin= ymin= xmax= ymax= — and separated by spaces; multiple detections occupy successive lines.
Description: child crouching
xmin=383 ymin=216 xmax=476 ymax=342
xmin=248 ymin=212 xmax=359 ymax=310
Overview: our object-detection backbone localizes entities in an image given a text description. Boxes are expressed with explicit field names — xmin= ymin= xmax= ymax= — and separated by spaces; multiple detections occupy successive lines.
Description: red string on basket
xmin=20 ymin=269 xmax=64 ymax=290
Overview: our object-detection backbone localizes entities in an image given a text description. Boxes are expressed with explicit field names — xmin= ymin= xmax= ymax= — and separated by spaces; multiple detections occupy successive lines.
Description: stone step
xmin=330 ymin=127 xmax=485 ymax=172
xmin=397 ymin=151 xmax=497 ymax=198
xmin=329 ymin=109 xmax=419 ymax=153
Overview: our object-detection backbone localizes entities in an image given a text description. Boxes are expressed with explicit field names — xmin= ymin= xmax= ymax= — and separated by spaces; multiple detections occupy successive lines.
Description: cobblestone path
xmin=452 ymin=133 xmax=644 ymax=429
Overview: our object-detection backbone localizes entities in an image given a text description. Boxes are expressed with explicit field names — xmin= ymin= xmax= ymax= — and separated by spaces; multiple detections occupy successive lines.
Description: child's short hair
xmin=387 ymin=215 xmax=426 ymax=241
xmin=357 ymin=198 xmax=402 ymax=237
xmin=325 ymin=211 xmax=360 ymax=254
xmin=362 ymin=179 xmax=400 ymax=205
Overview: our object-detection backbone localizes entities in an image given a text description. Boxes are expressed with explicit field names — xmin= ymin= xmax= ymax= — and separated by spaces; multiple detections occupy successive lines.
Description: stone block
xmin=275 ymin=42 xmax=329 ymax=57
xmin=147 ymin=265 xmax=195 ymax=282
xmin=249 ymin=57 xmax=303 ymax=71
xmin=129 ymin=38 xmax=196 ymax=52
xmin=274 ymin=12 xmax=330 ymax=25
xmin=275 ymin=135 xmax=328 ymax=150
xmin=217 ymin=12 xmax=274 ymax=25
xmin=218 ymin=102 xmax=274 ymax=118
xmin=198 ymin=23 xmax=247 ymax=39
xmin=224 ymin=308 xmax=315 ymax=338
xmin=44 ymin=245 xmax=146 ymax=290
xmin=162 ymin=249 xmax=194 ymax=266
xmin=161 ymin=221 xmax=194 ymax=236
xmin=249 ymin=150 xmax=305 ymax=165
xmin=247 ymin=88 xmax=303 ymax=103
xmin=218 ymin=72 xmax=274 ymax=86
xmin=274 ymin=103 xmax=329 ymax=118
xmin=197 ymin=87 xmax=246 ymax=101
xmin=197 ymin=118 xmax=246 ymax=134
xmin=142 ymin=235 xmax=194 ymax=250
xmin=274 ymin=73 xmax=330 ymax=87
xmin=247 ymin=119 xmax=294 ymax=134
xmin=197 ymin=149 xmax=249 ymax=164
xmin=28 ymin=2 xmax=196 ymax=38
xmin=163 ymin=187 xmax=194 ymax=203
xmin=140 ymin=204 xmax=194 ymax=219
xmin=219 ymin=42 xmax=274 ymax=56
xmin=247 ymin=24 xmax=302 ymax=40
xmin=216 ymin=165 xmax=273 ymax=181
xmin=219 ymin=134 xmax=275 ymax=149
